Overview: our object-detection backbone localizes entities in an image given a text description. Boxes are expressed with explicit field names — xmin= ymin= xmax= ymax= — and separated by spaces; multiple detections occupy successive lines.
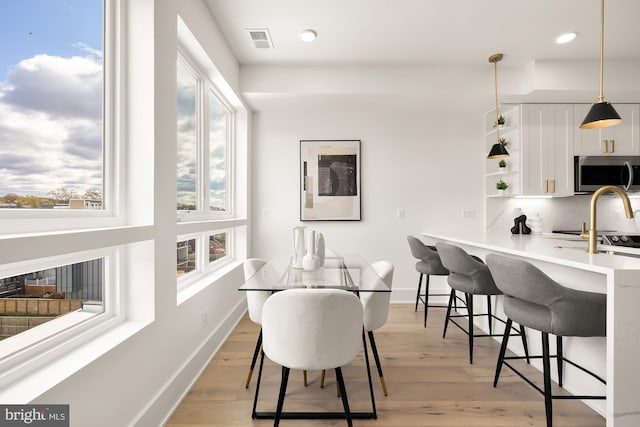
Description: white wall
xmin=250 ymin=103 xmax=487 ymax=303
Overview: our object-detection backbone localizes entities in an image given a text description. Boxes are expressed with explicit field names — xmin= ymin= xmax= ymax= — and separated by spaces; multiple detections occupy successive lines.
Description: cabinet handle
xmin=545 ymin=179 xmax=549 ymax=193
xmin=552 ymin=180 xmax=556 ymax=193
xmin=611 ymin=139 xmax=615 ymax=153
xmin=603 ymin=139 xmax=609 ymax=153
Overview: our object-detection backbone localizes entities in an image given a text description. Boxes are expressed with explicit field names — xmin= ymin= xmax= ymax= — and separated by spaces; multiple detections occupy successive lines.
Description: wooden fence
xmin=0 ymin=298 xmax=83 ymax=315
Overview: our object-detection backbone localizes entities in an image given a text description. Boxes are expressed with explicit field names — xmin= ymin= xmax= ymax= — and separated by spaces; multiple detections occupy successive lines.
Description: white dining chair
xmin=320 ymin=260 xmax=394 ymax=397
xmin=259 ymin=288 xmax=364 ymax=426
xmin=244 ymin=258 xmax=268 ymax=388
xmin=362 ymin=260 xmax=394 ymax=396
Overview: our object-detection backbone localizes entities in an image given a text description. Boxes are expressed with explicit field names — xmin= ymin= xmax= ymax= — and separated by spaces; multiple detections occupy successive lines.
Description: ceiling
xmin=205 ymin=0 xmax=640 ymax=67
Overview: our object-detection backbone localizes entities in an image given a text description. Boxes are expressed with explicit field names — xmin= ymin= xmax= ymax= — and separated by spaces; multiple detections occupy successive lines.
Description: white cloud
xmin=0 ymin=54 xmax=102 ymax=197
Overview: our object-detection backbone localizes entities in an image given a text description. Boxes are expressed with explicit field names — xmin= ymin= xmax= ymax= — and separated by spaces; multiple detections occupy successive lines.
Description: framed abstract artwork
xmin=300 ymin=139 xmax=361 ymax=221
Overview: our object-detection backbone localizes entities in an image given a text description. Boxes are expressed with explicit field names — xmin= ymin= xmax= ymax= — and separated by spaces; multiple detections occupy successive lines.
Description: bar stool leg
xmin=442 ymin=290 xmax=455 ymax=338
xmin=493 ymin=318 xmax=512 ymax=387
xmin=557 ymin=335 xmax=564 ymax=387
xmin=467 ymin=293 xmax=474 ymax=364
xmin=487 ymin=295 xmax=493 ymax=336
xmin=415 ymin=273 xmax=423 ymax=312
xmin=542 ymin=332 xmax=553 ymax=427
xmin=423 ymin=274 xmax=430 ymax=327
xmin=520 ymin=325 xmax=530 ymax=364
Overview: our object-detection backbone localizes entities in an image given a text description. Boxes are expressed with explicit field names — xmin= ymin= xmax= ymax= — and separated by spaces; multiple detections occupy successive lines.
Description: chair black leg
xmin=467 ymin=293 xmax=474 ymax=364
xmin=368 ymin=331 xmax=388 ymax=396
xmin=424 ymin=274 xmax=430 ymax=327
xmin=245 ymin=328 xmax=262 ymax=388
xmin=557 ymin=335 xmax=564 ymax=387
xmin=415 ymin=273 xmax=423 ymax=312
xmin=542 ymin=332 xmax=553 ymax=427
xmin=442 ymin=289 xmax=455 ymax=338
xmin=487 ymin=295 xmax=493 ymax=336
xmin=335 ymin=367 xmax=353 ymax=427
xmin=274 ymin=366 xmax=290 ymax=427
xmin=251 ymin=350 xmax=266 ymax=419
xmin=493 ymin=318 xmax=512 ymax=387
xmin=520 ymin=325 xmax=530 ymax=364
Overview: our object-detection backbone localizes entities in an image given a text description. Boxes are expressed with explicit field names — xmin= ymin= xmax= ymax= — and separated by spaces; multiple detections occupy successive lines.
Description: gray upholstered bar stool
xmin=407 ymin=235 xmax=449 ymax=327
xmin=435 ymin=242 xmax=529 ymax=365
xmin=486 ymin=254 xmax=606 ymax=427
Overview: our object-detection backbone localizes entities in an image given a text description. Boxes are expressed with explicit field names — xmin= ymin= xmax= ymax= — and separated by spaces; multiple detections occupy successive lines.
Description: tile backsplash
xmin=486 ymin=194 xmax=640 ymax=235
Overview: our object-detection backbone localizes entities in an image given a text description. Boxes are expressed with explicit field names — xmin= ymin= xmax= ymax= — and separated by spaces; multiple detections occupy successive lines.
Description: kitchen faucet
xmin=581 ymin=185 xmax=634 ymax=253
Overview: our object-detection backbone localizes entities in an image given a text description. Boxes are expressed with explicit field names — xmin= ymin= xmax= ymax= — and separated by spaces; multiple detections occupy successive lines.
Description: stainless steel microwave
xmin=574 ymin=156 xmax=640 ymax=192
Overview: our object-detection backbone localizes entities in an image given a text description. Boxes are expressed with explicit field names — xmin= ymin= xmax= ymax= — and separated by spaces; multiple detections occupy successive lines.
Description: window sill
xmin=177 ymin=259 xmax=242 ymax=305
xmin=0 ymin=315 xmax=151 ymax=403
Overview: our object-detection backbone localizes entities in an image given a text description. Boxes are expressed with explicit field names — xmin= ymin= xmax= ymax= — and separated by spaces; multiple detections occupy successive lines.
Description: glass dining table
xmin=239 ymin=253 xmax=391 ymax=294
xmin=238 ymin=253 xmax=391 ymax=421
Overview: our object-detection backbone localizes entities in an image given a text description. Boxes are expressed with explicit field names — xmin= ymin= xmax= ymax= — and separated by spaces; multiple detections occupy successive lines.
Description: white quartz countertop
xmin=421 ymin=231 xmax=640 ymax=274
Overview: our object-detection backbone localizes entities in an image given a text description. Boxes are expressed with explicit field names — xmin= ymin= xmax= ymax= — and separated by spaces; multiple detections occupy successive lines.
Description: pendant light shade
xmin=487 ymin=142 xmax=510 ymax=159
xmin=487 ymin=53 xmax=509 ymax=159
xmin=580 ymin=101 xmax=622 ymax=129
xmin=580 ymin=0 xmax=622 ymax=129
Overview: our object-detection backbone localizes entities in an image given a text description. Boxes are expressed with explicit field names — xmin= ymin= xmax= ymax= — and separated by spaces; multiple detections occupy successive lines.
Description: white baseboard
xmin=390 ymin=287 xmax=451 ymax=305
xmin=132 ymin=300 xmax=247 ymax=427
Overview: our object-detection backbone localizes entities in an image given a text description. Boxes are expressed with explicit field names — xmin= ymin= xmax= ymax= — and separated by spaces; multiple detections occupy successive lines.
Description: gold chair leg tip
xmin=245 ymin=370 xmax=253 ymax=389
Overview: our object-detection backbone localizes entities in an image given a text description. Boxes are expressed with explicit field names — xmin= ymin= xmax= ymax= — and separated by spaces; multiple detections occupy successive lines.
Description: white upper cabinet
xmin=574 ymin=104 xmax=640 ymax=155
xmin=521 ymin=104 xmax=574 ymax=196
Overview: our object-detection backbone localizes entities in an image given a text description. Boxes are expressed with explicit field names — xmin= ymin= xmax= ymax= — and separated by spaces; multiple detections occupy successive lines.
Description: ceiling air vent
xmin=247 ymin=28 xmax=274 ymax=49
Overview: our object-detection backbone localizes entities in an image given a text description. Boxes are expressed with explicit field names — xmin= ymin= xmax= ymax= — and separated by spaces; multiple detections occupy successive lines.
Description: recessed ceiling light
xmin=556 ymin=32 xmax=577 ymax=44
xmin=300 ymin=29 xmax=317 ymax=42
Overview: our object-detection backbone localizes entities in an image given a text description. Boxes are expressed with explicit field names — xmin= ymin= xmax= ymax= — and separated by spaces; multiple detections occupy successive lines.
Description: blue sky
xmin=0 ymin=0 xmax=103 ymax=198
xmin=0 ymin=0 xmax=102 ymax=80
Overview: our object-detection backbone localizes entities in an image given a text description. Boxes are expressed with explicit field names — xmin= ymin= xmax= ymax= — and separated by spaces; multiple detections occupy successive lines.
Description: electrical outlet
xmin=262 ymin=208 xmax=270 ymax=218
xmin=396 ymin=208 xmax=405 ymax=220
xmin=462 ymin=209 xmax=476 ymax=219
xmin=202 ymin=308 xmax=209 ymax=328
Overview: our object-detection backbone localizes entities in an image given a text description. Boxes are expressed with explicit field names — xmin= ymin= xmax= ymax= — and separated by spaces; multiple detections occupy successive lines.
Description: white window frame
xmin=0 ymin=0 xmax=123 ymax=236
xmin=0 ymin=0 xmax=157 ymax=401
xmin=176 ymin=51 xmax=234 ymax=222
xmin=0 ymin=246 xmax=120 ymax=388
xmin=176 ymin=228 xmax=233 ymax=294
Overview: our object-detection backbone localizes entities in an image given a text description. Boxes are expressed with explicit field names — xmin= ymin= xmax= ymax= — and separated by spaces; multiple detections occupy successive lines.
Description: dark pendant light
xmin=487 ymin=142 xmax=509 ymax=158
xmin=487 ymin=53 xmax=509 ymax=159
xmin=580 ymin=0 xmax=622 ymax=129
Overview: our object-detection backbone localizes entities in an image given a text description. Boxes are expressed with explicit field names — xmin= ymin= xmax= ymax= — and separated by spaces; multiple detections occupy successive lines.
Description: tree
xmin=48 ymin=188 xmax=78 ymax=204
xmin=2 ymin=193 xmax=19 ymax=204
xmin=83 ymin=189 xmax=102 ymax=200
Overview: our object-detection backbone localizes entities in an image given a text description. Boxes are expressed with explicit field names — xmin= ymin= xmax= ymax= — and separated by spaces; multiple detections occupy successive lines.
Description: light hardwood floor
xmin=166 ymin=304 xmax=605 ymax=427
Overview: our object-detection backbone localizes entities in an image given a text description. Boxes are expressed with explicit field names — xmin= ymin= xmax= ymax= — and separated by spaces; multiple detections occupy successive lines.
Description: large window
xmin=0 ymin=0 xmax=147 ymax=395
xmin=176 ymin=50 xmax=234 ymax=296
xmin=176 ymin=54 xmax=231 ymax=216
xmin=0 ymin=256 xmax=105 ymax=353
xmin=0 ymin=0 xmax=104 ymax=210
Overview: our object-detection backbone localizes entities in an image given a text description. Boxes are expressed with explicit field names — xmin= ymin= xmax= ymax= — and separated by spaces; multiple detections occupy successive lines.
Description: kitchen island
xmin=422 ymin=231 xmax=640 ymax=427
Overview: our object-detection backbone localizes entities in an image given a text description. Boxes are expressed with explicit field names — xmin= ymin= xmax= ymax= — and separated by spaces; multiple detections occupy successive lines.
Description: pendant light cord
xmin=493 ymin=54 xmax=500 ymax=144
xmin=494 ymin=58 xmax=500 ymax=142
xmin=598 ymin=0 xmax=605 ymax=102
